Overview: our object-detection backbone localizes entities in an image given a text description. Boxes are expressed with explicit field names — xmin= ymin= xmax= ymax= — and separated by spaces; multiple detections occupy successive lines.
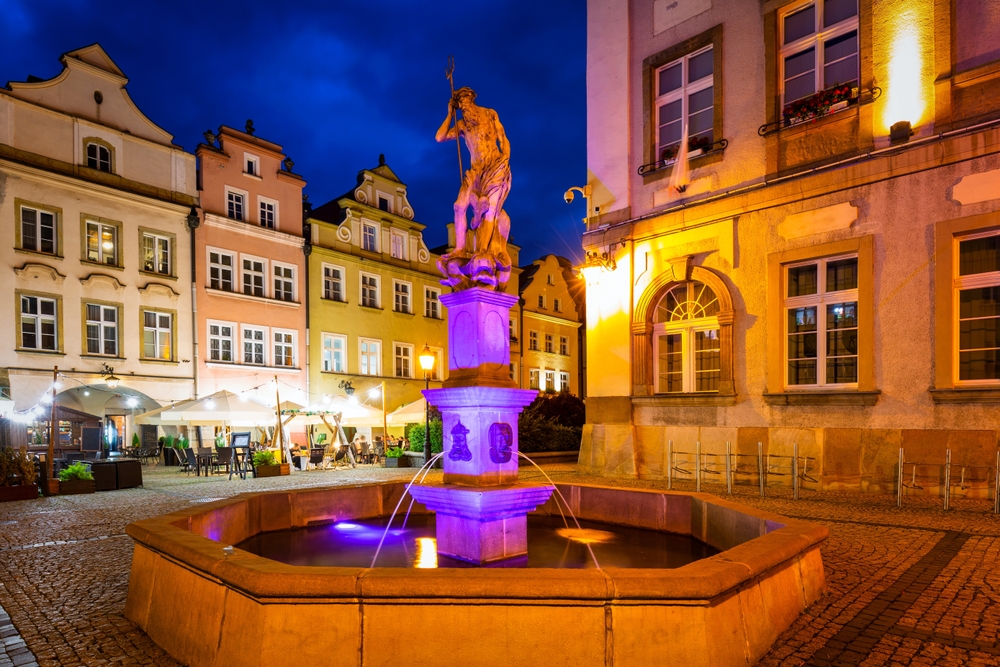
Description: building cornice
xmin=309 ymin=244 xmax=443 ymax=282
xmin=522 ymin=310 xmax=583 ymax=328
xmin=203 ymin=213 xmax=305 ymax=248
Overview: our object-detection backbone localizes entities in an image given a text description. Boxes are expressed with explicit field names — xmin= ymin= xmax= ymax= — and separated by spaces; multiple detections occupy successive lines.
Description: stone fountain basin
xmin=125 ymin=482 xmax=827 ymax=667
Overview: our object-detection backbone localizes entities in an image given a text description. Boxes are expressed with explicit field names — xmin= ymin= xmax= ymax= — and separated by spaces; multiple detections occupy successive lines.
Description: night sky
xmin=1 ymin=0 xmax=587 ymax=264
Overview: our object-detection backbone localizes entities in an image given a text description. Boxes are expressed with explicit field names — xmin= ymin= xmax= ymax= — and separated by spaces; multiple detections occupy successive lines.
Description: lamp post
xmin=418 ymin=344 xmax=436 ymax=466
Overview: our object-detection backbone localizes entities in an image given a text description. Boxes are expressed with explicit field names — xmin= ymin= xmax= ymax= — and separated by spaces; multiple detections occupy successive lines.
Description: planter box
xmin=256 ymin=463 xmax=290 ymax=478
xmin=59 ymin=479 xmax=96 ymax=495
xmin=384 ymin=457 xmax=410 ymax=468
xmin=0 ymin=484 xmax=38 ymax=502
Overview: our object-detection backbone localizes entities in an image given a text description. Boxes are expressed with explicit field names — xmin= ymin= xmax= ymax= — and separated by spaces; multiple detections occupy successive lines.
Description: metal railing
xmin=897 ymin=448 xmax=1000 ymax=513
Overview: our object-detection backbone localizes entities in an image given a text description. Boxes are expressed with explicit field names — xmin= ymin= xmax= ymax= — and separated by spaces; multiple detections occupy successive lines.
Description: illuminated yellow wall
xmin=584 ymin=248 xmax=632 ymax=397
xmin=873 ymin=0 xmax=935 ymax=133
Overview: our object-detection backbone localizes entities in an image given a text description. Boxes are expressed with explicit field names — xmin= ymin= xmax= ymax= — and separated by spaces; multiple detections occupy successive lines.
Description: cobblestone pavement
xmin=0 ymin=462 xmax=998 ymax=665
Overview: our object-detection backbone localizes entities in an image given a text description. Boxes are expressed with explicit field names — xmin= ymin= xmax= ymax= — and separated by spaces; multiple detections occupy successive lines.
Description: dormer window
xmin=378 ymin=195 xmax=391 ymax=213
xmin=86 ymin=142 xmax=111 ymax=173
xmin=245 ymin=154 xmax=260 ymax=177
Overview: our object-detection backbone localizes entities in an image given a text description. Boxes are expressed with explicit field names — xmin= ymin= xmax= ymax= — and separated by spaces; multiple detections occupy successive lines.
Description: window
xmin=243 ymin=258 xmax=265 ymax=297
xmin=323 ymin=265 xmax=345 ymax=301
xmin=86 ymin=142 xmax=111 ymax=172
xmin=538 ymin=295 xmax=546 ymax=309
xmin=20 ymin=295 xmax=57 ymax=351
xmin=260 ymin=200 xmax=276 ymax=229
xmin=784 ymin=255 xmax=858 ymax=387
xmin=208 ymin=322 xmax=235 ymax=362
xmin=361 ymin=273 xmax=380 ymax=308
xmin=395 ymin=343 xmax=413 ymax=378
xmin=273 ymin=330 xmax=294 ymax=367
xmin=529 ymin=369 xmax=540 ymax=390
xmin=554 ymin=298 xmax=562 ymax=312
xmin=20 ymin=205 xmax=57 ymax=255
xmin=85 ymin=304 xmax=117 ymax=356
xmin=142 ymin=233 xmax=171 ymax=275
xmin=956 ymin=3 xmax=1000 ymax=72
xmin=425 ymin=288 xmax=441 ymax=318
xmin=559 ymin=371 xmax=570 ymax=391
xmin=547 ymin=273 xmax=555 ymax=285
xmin=209 ymin=251 xmax=235 ymax=291
xmin=510 ymin=318 xmax=517 ymax=341
xmin=510 ymin=363 xmax=517 ymax=381
xmin=322 ymin=333 xmax=347 ymax=373
xmin=544 ymin=334 xmax=554 ymax=353
xmin=85 ymin=220 xmax=117 ymax=265
xmin=394 ymin=281 xmax=411 ymax=313
xmin=544 ymin=370 xmax=556 ymax=391
xmin=391 ymin=231 xmax=405 ymax=259
xmin=362 ymin=223 xmax=378 ymax=252
xmin=243 ymin=326 xmax=266 ymax=365
xmin=274 ymin=264 xmax=295 ymax=302
xmin=655 ymin=45 xmax=714 ymax=162
xmin=142 ymin=311 xmax=172 ymax=360
xmin=955 ymin=233 xmax=1000 ymax=382
xmin=245 ymin=154 xmax=259 ymax=177
xmin=529 ymin=331 xmax=538 ymax=351
xmin=428 ymin=347 xmax=443 ymax=381
xmin=780 ymin=0 xmax=859 ymax=105
xmin=378 ymin=195 xmax=391 ymax=213
xmin=360 ymin=338 xmax=381 ymax=376
xmin=653 ymin=281 xmax=722 ymax=393
xmin=227 ymin=190 xmax=245 ymax=221
xmin=560 ymin=336 xmax=569 ymax=355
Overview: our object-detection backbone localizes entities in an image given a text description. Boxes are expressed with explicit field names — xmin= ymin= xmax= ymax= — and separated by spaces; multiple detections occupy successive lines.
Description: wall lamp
xmin=338 ymin=380 xmax=355 ymax=396
xmin=101 ymin=363 xmax=120 ymax=389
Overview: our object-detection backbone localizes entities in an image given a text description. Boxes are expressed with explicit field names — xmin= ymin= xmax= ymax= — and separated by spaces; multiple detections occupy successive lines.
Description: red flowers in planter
xmin=783 ymin=84 xmax=855 ymax=125
xmin=660 ymin=135 xmax=712 ymax=162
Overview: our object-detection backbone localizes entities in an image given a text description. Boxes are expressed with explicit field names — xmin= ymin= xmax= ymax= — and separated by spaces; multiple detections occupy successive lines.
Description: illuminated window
xmin=559 ymin=371 xmax=570 ymax=391
xmin=779 ymin=0 xmax=859 ymax=104
xmin=273 ymin=330 xmax=295 ymax=367
xmin=544 ymin=370 xmax=556 ymax=391
xmin=529 ymin=369 xmax=540 ymax=390
xmin=391 ymin=231 xmax=406 ymax=259
xmin=360 ymin=338 xmax=381 ymax=376
xmin=654 ymin=45 xmax=713 ymax=163
xmin=653 ymin=281 xmax=721 ymax=393
xmin=955 ymin=233 xmax=1000 ymax=382
xmin=142 ymin=233 xmax=171 ymax=275
xmin=85 ymin=304 xmax=117 ymax=356
xmin=323 ymin=333 xmax=347 ymax=373
xmin=784 ymin=255 xmax=858 ymax=387
xmin=274 ymin=264 xmax=295 ymax=302
xmin=243 ymin=326 xmax=266 ymax=365
xmin=85 ymin=220 xmax=117 ymax=265
xmin=142 ymin=310 xmax=172 ymax=360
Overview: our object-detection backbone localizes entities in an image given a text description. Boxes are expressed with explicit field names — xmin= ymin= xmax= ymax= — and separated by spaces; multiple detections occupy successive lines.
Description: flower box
xmin=0 ymin=484 xmax=38 ymax=503
xmin=59 ymin=479 xmax=96 ymax=495
xmin=383 ymin=457 xmax=410 ymax=468
xmin=256 ymin=463 xmax=290 ymax=478
xmin=782 ymin=84 xmax=856 ymax=127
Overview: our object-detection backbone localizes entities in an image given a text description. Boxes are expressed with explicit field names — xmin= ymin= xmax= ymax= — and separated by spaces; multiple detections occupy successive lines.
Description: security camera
xmin=563 ymin=189 xmax=574 ymax=204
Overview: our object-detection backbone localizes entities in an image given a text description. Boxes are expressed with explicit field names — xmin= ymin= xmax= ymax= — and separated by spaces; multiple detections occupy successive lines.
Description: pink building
xmin=195 ymin=125 xmax=307 ymax=416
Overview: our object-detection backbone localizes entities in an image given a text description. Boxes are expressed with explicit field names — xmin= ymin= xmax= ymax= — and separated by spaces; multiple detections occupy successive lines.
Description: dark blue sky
xmin=1 ymin=0 xmax=588 ymax=264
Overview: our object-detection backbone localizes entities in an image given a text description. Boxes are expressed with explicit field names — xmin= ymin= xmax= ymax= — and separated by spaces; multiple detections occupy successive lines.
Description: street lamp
xmin=419 ymin=344 xmax=436 ymax=466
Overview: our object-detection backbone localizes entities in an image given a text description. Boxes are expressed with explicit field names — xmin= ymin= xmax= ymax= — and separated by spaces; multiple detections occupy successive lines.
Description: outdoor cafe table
xmin=195 ymin=451 xmax=215 ymax=477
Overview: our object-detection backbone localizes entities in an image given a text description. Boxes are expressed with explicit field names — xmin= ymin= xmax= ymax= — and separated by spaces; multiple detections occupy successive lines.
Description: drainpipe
xmin=186 ymin=207 xmax=200 ymax=400
xmin=518 ymin=296 xmax=525 ymax=389
xmin=303 ymin=197 xmax=313 ymax=407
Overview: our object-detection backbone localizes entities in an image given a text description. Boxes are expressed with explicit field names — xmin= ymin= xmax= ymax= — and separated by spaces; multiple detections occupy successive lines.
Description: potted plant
xmin=783 ymin=84 xmax=856 ymax=126
xmin=58 ymin=462 xmax=96 ymax=495
xmin=384 ymin=446 xmax=409 ymax=468
xmin=0 ymin=448 xmax=39 ymax=502
xmin=253 ymin=450 xmax=289 ymax=477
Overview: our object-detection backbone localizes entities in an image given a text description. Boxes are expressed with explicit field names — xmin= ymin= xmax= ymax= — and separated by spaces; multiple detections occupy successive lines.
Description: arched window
xmin=86 ymin=142 xmax=111 ymax=173
xmin=652 ymin=281 xmax=721 ymax=393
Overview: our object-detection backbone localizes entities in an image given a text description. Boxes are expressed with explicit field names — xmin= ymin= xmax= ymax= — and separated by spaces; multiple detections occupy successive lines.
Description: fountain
xmin=123 ymin=85 xmax=829 ymax=666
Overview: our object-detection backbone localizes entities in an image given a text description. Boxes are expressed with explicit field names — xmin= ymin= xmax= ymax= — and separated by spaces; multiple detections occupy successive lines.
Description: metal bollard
xmin=897 ymin=447 xmax=904 ymax=508
xmin=725 ymin=441 xmax=733 ymax=495
xmin=793 ymin=442 xmax=799 ymax=500
xmin=943 ymin=449 xmax=951 ymax=511
xmin=667 ymin=440 xmax=673 ymax=490
xmin=758 ymin=442 xmax=765 ymax=497
xmin=994 ymin=451 xmax=999 ymax=515
xmin=696 ymin=441 xmax=702 ymax=492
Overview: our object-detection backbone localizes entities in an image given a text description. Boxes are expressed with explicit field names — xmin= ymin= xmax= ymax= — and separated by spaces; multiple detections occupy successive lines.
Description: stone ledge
xmin=763 ymin=391 xmax=880 ymax=406
xmin=633 ymin=393 xmax=737 ymax=407
xmin=929 ymin=387 xmax=1000 ymax=404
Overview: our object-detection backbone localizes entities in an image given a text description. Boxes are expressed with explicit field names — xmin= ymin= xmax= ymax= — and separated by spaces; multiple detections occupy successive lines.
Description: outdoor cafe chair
xmin=214 ymin=447 xmax=233 ymax=476
xmin=307 ymin=447 xmax=325 ymax=470
xmin=184 ymin=448 xmax=199 ymax=476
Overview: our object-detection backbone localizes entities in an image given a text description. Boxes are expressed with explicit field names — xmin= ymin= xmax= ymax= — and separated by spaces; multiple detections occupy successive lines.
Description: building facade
xmin=0 ymin=45 xmax=197 ymax=446
xmin=581 ymin=0 xmax=1000 ymax=491
xmin=195 ymin=125 xmax=307 ymax=406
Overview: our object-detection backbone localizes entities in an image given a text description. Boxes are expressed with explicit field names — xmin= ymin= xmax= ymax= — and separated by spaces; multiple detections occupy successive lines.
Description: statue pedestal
xmin=410 ymin=289 xmax=552 ymax=564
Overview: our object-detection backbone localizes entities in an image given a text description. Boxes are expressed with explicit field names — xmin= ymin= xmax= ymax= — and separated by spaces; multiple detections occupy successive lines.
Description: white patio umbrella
xmin=282 ymin=397 xmax=383 ymax=427
xmin=158 ymin=390 xmax=275 ymax=426
xmin=133 ymin=398 xmax=198 ymax=426
xmin=386 ymin=397 xmax=429 ymax=425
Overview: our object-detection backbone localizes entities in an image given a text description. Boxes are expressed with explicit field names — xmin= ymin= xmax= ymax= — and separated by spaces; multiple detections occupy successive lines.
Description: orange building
xmin=194 ymin=125 xmax=307 ymax=411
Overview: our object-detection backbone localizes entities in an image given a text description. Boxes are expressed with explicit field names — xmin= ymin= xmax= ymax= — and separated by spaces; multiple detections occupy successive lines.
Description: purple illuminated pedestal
xmin=408 ymin=288 xmax=554 ymax=564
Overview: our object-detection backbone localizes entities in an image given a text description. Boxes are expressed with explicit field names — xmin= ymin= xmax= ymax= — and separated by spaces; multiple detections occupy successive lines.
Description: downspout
xmin=518 ymin=296 xmax=525 ymax=389
xmin=186 ymin=207 xmax=200 ymax=400
xmin=303 ymin=206 xmax=312 ymax=407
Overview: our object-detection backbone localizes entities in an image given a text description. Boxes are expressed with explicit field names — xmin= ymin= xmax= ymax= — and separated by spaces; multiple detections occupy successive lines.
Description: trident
xmin=446 ymin=55 xmax=464 ymax=183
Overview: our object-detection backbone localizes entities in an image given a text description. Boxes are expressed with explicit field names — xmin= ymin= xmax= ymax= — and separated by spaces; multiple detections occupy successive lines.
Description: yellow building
xmin=515 ymin=255 xmax=585 ymax=395
xmin=305 ymin=156 xmax=447 ymax=436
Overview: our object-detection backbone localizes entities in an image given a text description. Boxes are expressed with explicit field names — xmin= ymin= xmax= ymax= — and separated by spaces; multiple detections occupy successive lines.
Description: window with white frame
xmin=544 ymin=370 xmax=556 ymax=391
xmin=259 ymin=199 xmax=276 ymax=229
xmin=360 ymin=338 xmax=381 ymax=376
xmin=142 ymin=310 xmax=172 ymax=360
xmin=323 ymin=265 xmax=345 ymax=302
xmin=208 ymin=322 xmax=235 ymax=362
xmin=273 ymin=330 xmax=295 ymax=367
xmin=274 ymin=264 xmax=295 ymax=302
xmin=547 ymin=273 xmax=554 ymax=285
xmin=510 ymin=363 xmax=517 ymax=381
xmin=559 ymin=371 xmax=570 ymax=391
xmin=653 ymin=281 xmax=722 ymax=393
xmin=243 ymin=257 xmax=266 ymax=297
xmin=427 ymin=347 xmax=443 ymax=381
xmin=85 ymin=304 xmax=117 ymax=356
xmin=142 ymin=233 xmax=171 ymax=275
xmin=394 ymin=280 xmax=411 ymax=313
xmin=780 ymin=0 xmax=859 ymax=105
xmin=554 ymin=298 xmax=562 ymax=312
xmin=529 ymin=369 xmax=540 ymax=390
xmin=425 ymin=287 xmax=440 ymax=318
xmin=19 ymin=205 xmax=57 ymax=255
xmin=362 ymin=223 xmax=378 ymax=252
xmin=390 ymin=231 xmax=406 ymax=259
xmin=560 ymin=336 xmax=569 ymax=355
xmin=784 ymin=255 xmax=858 ymax=387
xmin=245 ymin=154 xmax=259 ymax=177
xmin=395 ymin=343 xmax=413 ymax=378
xmin=538 ymin=295 xmax=546 ymax=309
xmin=227 ymin=189 xmax=246 ymax=221
xmin=655 ymin=45 xmax=714 ymax=162
xmin=242 ymin=326 xmax=266 ymax=365
xmin=19 ymin=295 xmax=57 ymax=351
xmin=361 ymin=272 xmax=380 ymax=308
xmin=544 ymin=333 xmax=554 ymax=353
xmin=85 ymin=220 xmax=117 ymax=265
xmin=955 ymin=233 xmax=1000 ymax=382
xmin=322 ymin=333 xmax=347 ymax=373
xmin=86 ymin=142 xmax=111 ymax=172
xmin=510 ymin=318 xmax=516 ymax=341
xmin=529 ymin=330 xmax=538 ymax=351
xmin=209 ymin=250 xmax=235 ymax=291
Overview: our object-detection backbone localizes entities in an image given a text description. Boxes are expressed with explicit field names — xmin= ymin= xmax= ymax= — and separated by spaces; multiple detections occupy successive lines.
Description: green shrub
xmin=59 ymin=462 xmax=93 ymax=481
xmin=407 ymin=420 xmax=443 ymax=453
xmin=0 ymin=448 xmax=37 ymax=487
xmin=385 ymin=446 xmax=404 ymax=459
xmin=253 ymin=450 xmax=277 ymax=467
xmin=518 ymin=409 xmax=582 ymax=453
xmin=132 ymin=432 xmax=141 ymax=448
xmin=215 ymin=432 xmax=226 ymax=449
xmin=163 ymin=434 xmax=175 ymax=449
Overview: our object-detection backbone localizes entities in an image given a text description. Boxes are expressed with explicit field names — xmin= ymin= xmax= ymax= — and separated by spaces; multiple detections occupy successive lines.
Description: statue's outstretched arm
xmin=436 ymin=103 xmax=460 ymax=143
xmin=495 ymin=111 xmax=510 ymax=160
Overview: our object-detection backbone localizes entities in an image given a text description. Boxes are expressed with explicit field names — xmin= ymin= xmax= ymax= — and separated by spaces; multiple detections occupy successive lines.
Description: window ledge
xmin=14 ymin=249 xmax=63 ymax=260
xmin=205 ymin=288 xmax=300 ymax=308
xmin=929 ymin=387 xmax=1000 ymax=404
xmin=15 ymin=349 xmax=65 ymax=357
xmin=139 ymin=270 xmax=177 ymax=281
xmin=359 ymin=304 xmax=383 ymax=311
xmin=139 ymin=358 xmax=179 ymax=365
xmin=321 ymin=297 xmax=348 ymax=305
xmin=81 ymin=354 xmax=125 ymax=361
xmin=763 ymin=390 xmax=880 ymax=406
xmin=206 ymin=362 xmax=301 ymax=373
xmin=633 ymin=393 xmax=736 ymax=407
xmin=243 ymin=172 xmax=262 ymax=181
xmin=392 ymin=309 xmax=415 ymax=316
